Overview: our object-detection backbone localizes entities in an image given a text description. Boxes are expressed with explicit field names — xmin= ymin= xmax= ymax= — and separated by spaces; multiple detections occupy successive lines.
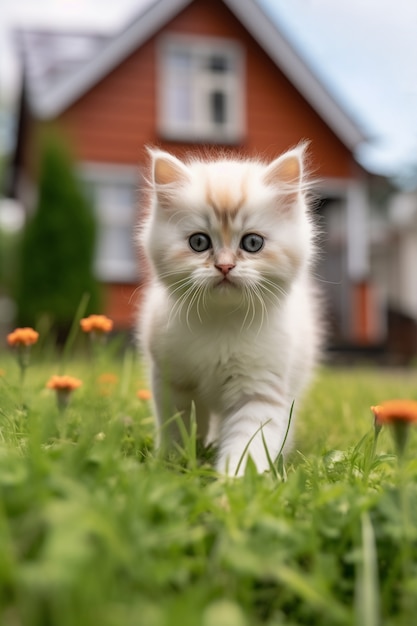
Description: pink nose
xmin=215 ymin=264 xmax=235 ymax=276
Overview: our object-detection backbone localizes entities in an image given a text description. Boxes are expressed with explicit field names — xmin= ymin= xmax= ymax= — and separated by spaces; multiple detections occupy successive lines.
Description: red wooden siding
xmin=104 ymin=283 xmax=142 ymax=329
xmin=58 ymin=0 xmax=355 ymax=179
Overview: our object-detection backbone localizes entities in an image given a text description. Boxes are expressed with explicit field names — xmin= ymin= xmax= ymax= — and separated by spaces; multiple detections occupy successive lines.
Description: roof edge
xmin=224 ymin=0 xmax=367 ymax=150
xmin=31 ymin=0 xmax=193 ymax=118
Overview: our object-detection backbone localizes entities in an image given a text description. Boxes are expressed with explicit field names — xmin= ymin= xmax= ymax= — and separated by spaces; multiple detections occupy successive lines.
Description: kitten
xmin=139 ymin=145 xmax=320 ymax=476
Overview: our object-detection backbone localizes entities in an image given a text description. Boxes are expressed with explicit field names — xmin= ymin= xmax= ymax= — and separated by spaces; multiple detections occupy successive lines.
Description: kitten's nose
xmin=215 ymin=263 xmax=235 ymax=276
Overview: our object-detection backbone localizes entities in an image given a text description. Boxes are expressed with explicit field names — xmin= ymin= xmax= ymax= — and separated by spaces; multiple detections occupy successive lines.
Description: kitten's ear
xmin=263 ymin=143 xmax=307 ymax=191
xmin=150 ymin=149 xmax=189 ymax=187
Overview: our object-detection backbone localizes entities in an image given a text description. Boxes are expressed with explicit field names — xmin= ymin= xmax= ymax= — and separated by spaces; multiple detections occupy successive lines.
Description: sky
xmin=261 ymin=0 xmax=417 ymax=180
xmin=0 ymin=0 xmax=151 ymax=100
xmin=1 ymin=0 xmax=417 ymax=181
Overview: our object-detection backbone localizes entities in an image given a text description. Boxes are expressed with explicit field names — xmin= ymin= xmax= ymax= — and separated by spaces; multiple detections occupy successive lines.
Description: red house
xmin=9 ymin=0 xmax=384 ymax=347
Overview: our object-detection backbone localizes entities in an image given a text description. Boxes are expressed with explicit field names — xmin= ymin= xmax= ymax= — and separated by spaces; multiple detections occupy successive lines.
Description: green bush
xmin=15 ymin=133 xmax=100 ymax=336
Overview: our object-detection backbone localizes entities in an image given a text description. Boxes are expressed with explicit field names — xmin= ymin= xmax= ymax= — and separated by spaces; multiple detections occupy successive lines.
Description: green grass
xmin=1 ymin=344 xmax=417 ymax=626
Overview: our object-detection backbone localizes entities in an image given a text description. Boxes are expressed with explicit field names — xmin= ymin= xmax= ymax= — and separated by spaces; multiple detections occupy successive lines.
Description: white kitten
xmin=139 ymin=145 xmax=320 ymax=476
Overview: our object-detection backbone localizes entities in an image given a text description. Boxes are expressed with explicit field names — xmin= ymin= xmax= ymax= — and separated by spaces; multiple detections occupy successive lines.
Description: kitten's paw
xmin=215 ymin=454 xmax=246 ymax=478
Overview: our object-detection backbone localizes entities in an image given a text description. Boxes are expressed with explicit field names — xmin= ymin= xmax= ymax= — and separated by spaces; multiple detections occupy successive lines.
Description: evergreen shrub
xmin=15 ymin=133 xmax=101 ymax=336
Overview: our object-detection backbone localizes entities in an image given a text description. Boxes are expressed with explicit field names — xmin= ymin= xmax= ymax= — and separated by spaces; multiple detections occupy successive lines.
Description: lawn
xmin=1 ymin=334 xmax=417 ymax=626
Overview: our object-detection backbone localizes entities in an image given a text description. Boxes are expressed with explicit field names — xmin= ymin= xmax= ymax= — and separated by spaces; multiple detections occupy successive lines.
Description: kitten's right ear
xmin=149 ymin=149 xmax=189 ymax=188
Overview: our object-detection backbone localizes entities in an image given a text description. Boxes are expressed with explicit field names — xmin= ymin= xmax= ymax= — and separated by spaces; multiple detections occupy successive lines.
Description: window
xmin=80 ymin=164 xmax=139 ymax=283
xmin=158 ymin=35 xmax=245 ymax=143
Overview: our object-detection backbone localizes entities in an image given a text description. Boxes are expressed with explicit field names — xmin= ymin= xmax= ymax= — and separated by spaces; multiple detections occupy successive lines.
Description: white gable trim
xmin=31 ymin=0 xmax=366 ymax=151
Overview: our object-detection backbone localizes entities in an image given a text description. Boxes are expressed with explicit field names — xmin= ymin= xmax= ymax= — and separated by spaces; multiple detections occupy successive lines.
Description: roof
xmin=15 ymin=28 xmax=110 ymax=104
xmin=16 ymin=0 xmax=367 ymax=152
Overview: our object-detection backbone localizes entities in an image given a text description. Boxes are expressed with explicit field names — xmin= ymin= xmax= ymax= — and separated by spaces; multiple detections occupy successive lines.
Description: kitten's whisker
xmin=259 ymin=282 xmax=282 ymax=306
xmin=172 ymin=295 xmax=190 ymax=325
xmin=195 ymin=283 xmax=206 ymax=324
xmin=202 ymin=285 xmax=209 ymax=314
xmin=168 ymin=278 xmax=194 ymax=298
xmin=185 ymin=283 xmax=204 ymax=330
xmin=249 ymin=289 xmax=257 ymax=332
xmin=158 ymin=272 xmax=191 ymax=285
xmin=313 ymin=274 xmax=341 ymax=286
xmin=168 ymin=290 xmax=193 ymax=320
xmin=240 ymin=287 xmax=252 ymax=332
xmin=252 ymin=285 xmax=268 ymax=336
xmin=169 ymin=281 xmax=193 ymax=296
xmin=243 ymin=285 xmax=257 ymax=332
xmin=166 ymin=211 xmax=192 ymax=228
xmin=128 ymin=284 xmax=142 ymax=305
xmin=261 ymin=277 xmax=288 ymax=301
xmin=168 ymin=283 xmax=194 ymax=325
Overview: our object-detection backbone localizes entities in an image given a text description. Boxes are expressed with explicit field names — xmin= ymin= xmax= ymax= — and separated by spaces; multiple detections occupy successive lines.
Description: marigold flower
xmin=46 ymin=375 xmax=83 ymax=410
xmin=80 ymin=315 xmax=113 ymax=334
xmin=46 ymin=375 xmax=83 ymax=391
xmin=7 ymin=328 xmax=39 ymax=385
xmin=97 ymin=373 xmax=119 ymax=385
xmin=97 ymin=372 xmax=119 ymax=396
xmin=7 ymin=327 xmax=39 ymax=347
xmin=137 ymin=389 xmax=152 ymax=401
xmin=371 ymin=399 xmax=417 ymax=459
xmin=371 ymin=400 xmax=417 ymax=426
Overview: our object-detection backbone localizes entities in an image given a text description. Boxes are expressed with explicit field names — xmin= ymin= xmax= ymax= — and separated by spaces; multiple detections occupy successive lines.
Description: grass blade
xmin=234 ymin=419 xmax=272 ymax=477
xmin=355 ymin=512 xmax=380 ymax=626
xmin=60 ymin=292 xmax=90 ymax=371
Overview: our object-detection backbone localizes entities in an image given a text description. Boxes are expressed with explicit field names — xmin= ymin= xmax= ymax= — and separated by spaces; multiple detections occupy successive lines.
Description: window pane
xmin=210 ymin=90 xmax=226 ymax=124
xmin=160 ymin=37 xmax=243 ymax=141
xmin=167 ymin=79 xmax=193 ymax=124
xmin=97 ymin=184 xmax=135 ymax=222
xmin=168 ymin=49 xmax=192 ymax=71
xmin=207 ymin=54 xmax=229 ymax=73
xmin=99 ymin=226 xmax=133 ymax=263
xmin=88 ymin=179 xmax=138 ymax=280
xmin=165 ymin=49 xmax=193 ymax=125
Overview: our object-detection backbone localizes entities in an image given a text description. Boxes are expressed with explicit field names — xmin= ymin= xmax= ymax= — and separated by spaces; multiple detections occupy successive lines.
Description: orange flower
xmin=46 ymin=375 xmax=83 ymax=410
xmin=7 ymin=327 xmax=39 ymax=347
xmin=371 ymin=400 xmax=417 ymax=426
xmin=97 ymin=372 xmax=119 ymax=396
xmin=0 ymin=369 xmax=6 ymax=377
xmin=80 ymin=315 xmax=113 ymax=334
xmin=46 ymin=375 xmax=83 ymax=392
xmin=97 ymin=373 xmax=119 ymax=385
xmin=371 ymin=399 xmax=417 ymax=459
xmin=137 ymin=389 xmax=152 ymax=401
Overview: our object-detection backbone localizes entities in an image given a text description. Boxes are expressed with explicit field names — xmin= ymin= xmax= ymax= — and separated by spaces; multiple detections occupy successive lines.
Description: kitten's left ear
xmin=263 ymin=143 xmax=307 ymax=191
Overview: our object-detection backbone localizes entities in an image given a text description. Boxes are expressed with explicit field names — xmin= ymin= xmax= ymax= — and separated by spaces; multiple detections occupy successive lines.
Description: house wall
xmin=21 ymin=0 xmax=370 ymax=332
xmin=57 ymin=0 xmax=356 ymax=179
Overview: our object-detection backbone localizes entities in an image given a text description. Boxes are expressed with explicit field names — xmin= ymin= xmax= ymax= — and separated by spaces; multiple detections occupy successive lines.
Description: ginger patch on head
xmin=205 ymin=170 xmax=248 ymax=244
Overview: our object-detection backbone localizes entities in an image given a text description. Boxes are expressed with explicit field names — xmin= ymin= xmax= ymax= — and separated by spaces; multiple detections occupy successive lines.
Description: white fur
xmin=138 ymin=147 xmax=320 ymax=476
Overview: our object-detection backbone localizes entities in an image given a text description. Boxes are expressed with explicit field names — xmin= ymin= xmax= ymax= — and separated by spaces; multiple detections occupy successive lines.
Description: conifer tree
xmin=15 ymin=134 xmax=100 ymax=335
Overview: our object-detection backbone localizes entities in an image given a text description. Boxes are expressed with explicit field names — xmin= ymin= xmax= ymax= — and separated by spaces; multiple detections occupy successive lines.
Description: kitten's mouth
xmin=215 ymin=277 xmax=238 ymax=289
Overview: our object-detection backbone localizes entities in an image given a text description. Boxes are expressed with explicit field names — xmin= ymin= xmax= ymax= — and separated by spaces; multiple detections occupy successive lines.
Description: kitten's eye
xmin=189 ymin=233 xmax=212 ymax=252
xmin=240 ymin=233 xmax=264 ymax=253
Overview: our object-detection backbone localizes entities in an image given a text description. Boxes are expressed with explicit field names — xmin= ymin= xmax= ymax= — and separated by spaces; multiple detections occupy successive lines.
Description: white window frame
xmin=78 ymin=163 xmax=140 ymax=283
xmin=158 ymin=34 xmax=245 ymax=143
